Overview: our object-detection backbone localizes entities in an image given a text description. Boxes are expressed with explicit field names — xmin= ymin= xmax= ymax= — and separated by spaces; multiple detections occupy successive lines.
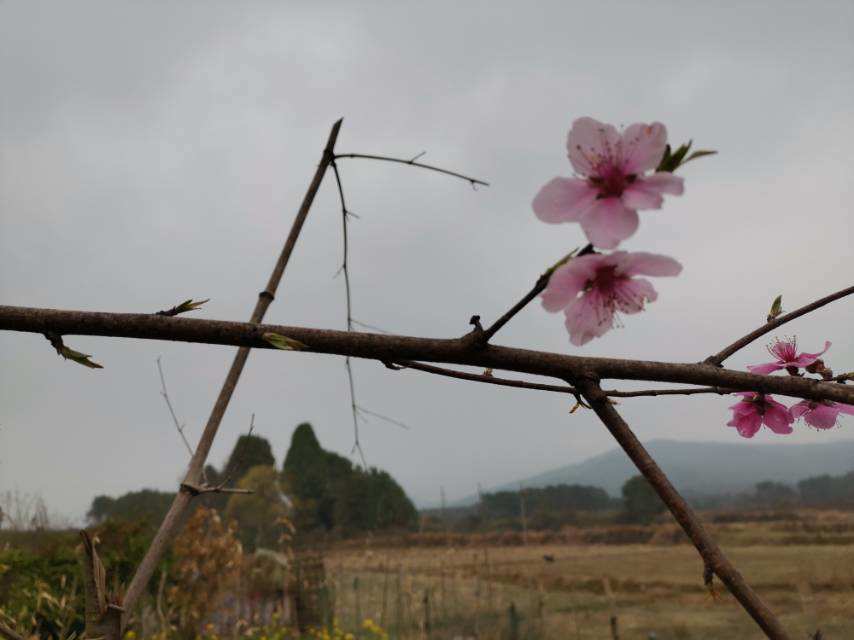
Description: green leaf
xmin=156 ymin=298 xmax=210 ymax=316
xmin=177 ymin=298 xmax=209 ymax=313
xmin=61 ymin=346 xmax=103 ymax=369
xmin=683 ymin=149 xmax=717 ymax=164
xmin=656 ymin=140 xmax=716 ymax=172
xmin=262 ymin=332 xmax=307 ymax=351
xmin=767 ymin=295 xmax=783 ymax=323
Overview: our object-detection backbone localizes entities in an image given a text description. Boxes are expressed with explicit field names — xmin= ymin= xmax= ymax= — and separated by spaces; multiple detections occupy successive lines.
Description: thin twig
xmin=476 ymin=244 xmax=593 ymax=345
xmin=334 ymin=152 xmax=489 ymax=187
xmin=575 ymin=377 xmax=791 ymax=640
xmin=351 ymin=319 xmax=392 ymax=334
xmin=331 ymin=159 xmax=368 ymax=468
xmin=156 ymin=357 xmax=194 ymax=458
xmin=706 ymin=284 xmax=854 ymax=366
xmin=119 ymin=118 xmax=344 ymax=624
xmin=391 ymin=360 xmax=576 ymax=394
xmin=356 ymin=406 xmax=411 ymax=430
xmin=390 ymin=359 xmax=731 ymax=398
xmin=7 ymin=306 xmax=854 ymax=406
xmin=179 ymin=482 xmax=253 ymax=496
xmin=219 ymin=413 xmax=257 ymax=488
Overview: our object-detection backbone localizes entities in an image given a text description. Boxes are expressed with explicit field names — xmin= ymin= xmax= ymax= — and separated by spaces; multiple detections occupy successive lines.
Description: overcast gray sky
xmin=2 ymin=0 xmax=853 ymax=522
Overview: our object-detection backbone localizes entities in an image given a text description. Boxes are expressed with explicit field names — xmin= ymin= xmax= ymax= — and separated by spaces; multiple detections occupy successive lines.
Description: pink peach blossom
xmin=541 ymin=251 xmax=682 ymax=346
xmin=790 ymin=400 xmax=854 ymax=429
xmin=726 ymin=392 xmax=794 ymax=438
xmin=747 ymin=337 xmax=831 ymax=375
xmin=532 ymin=117 xmax=684 ymax=249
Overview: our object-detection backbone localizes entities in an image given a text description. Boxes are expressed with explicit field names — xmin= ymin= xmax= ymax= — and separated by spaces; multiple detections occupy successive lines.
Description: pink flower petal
xmin=728 ymin=412 xmax=762 ymax=438
xmin=621 ymin=183 xmax=664 ymax=210
xmin=532 ymin=177 xmax=598 ymax=224
xmin=540 ymin=255 xmax=603 ymax=313
xmin=729 ymin=400 xmax=755 ymax=415
xmin=763 ymin=402 xmax=794 ymax=434
xmin=640 ymin=172 xmax=685 ymax=195
xmin=790 ymin=401 xmax=811 ymax=420
xmin=615 ymin=251 xmax=683 ymax=277
xmin=803 ymin=404 xmax=840 ymax=429
xmin=791 ymin=341 xmax=831 ymax=367
xmin=612 ymin=277 xmax=657 ymax=314
xmin=567 ymin=117 xmax=621 ymax=176
xmin=747 ymin=362 xmax=784 ymax=375
xmin=621 ymin=173 xmax=684 ymax=211
xmin=837 ymin=403 xmax=854 ymax=416
xmin=579 ymin=198 xmax=639 ymax=249
xmin=620 ymin=122 xmax=668 ymax=174
xmin=563 ymin=289 xmax=614 ymax=346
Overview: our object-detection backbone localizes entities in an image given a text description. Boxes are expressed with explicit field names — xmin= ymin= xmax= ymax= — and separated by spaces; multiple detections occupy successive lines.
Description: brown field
xmin=320 ymin=512 xmax=854 ymax=639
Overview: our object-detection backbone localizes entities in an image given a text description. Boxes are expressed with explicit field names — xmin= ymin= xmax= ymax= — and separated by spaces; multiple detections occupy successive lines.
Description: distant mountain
xmin=456 ymin=439 xmax=854 ymax=504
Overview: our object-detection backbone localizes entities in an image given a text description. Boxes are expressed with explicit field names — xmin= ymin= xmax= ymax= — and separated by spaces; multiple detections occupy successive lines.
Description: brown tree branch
xmin=330 ymin=159 xmax=367 ymax=467
xmin=705 ymin=284 xmax=854 ymax=366
xmin=3 ymin=305 xmax=853 ymax=406
xmin=574 ymin=377 xmax=791 ymax=640
xmin=118 ymin=118 xmax=343 ymax=623
xmin=334 ymin=152 xmax=489 ymax=187
xmin=475 ymin=244 xmax=594 ymax=345
xmin=391 ymin=359 xmax=730 ymax=398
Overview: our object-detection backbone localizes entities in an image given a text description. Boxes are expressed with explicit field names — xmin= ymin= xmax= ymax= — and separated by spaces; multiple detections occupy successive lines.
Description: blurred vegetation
xmin=5 ymin=424 xmax=854 ymax=639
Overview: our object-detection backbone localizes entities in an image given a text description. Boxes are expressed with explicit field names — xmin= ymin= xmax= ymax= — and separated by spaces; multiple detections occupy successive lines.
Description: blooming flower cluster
xmin=727 ymin=338 xmax=854 ymax=437
xmin=533 ymin=117 xmax=688 ymax=345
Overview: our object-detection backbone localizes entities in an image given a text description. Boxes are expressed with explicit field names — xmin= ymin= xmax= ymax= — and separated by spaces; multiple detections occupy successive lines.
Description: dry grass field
xmin=321 ymin=512 xmax=854 ymax=639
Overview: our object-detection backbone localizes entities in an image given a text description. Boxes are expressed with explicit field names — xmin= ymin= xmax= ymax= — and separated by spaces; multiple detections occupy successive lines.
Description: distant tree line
xmin=87 ymin=422 xmax=417 ymax=548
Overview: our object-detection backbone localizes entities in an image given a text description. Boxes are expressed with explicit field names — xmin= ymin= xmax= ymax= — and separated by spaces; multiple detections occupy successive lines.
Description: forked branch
xmin=575 ymin=377 xmax=791 ymax=640
xmin=706 ymin=284 xmax=854 ymax=366
xmin=119 ymin=118 xmax=344 ymax=624
xmin=5 ymin=306 xmax=852 ymax=406
xmin=334 ymin=152 xmax=489 ymax=187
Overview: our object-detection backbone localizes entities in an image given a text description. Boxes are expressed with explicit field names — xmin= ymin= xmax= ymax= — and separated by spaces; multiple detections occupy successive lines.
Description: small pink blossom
xmin=541 ymin=251 xmax=682 ymax=346
xmin=532 ymin=117 xmax=684 ymax=249
xmin=790 ymin=400 xmax=854 ymax=430
xmin=747 ymin=337 xmax=831 ymax=375
xmin=726 ymin=392 xmax=794 ymax=438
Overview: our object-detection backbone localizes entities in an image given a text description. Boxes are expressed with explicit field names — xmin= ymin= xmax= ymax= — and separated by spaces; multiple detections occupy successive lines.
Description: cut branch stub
xmin=79 ymin=530 xmax=123 ymax=640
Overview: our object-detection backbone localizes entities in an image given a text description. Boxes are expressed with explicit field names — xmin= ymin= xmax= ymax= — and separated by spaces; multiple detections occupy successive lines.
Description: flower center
xmin=589 ymin=166 xmax=635 ymax=198
xmin=587 ymin=265 xmax=622 ymax=294
xmin=769 ymin=337 xmax=797 ymax=362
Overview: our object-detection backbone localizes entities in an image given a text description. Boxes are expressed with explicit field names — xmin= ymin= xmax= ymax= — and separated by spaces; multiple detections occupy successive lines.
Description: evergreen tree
xmin=224 ymin=465 xmax=290 ymax=551
xmin=281 ymin=423 xmax=417 ymax=535
xmin=222 ymin=433 xmax=276 ymax=483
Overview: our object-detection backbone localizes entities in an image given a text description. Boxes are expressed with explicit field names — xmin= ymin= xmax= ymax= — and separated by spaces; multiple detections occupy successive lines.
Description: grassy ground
xmin=322 ymin=517 xmax=854 ymax=639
